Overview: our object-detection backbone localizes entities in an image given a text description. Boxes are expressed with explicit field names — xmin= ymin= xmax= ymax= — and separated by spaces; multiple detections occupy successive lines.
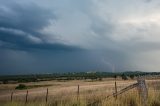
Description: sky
xmin=1 ymin=0 xmax=160 ymax=75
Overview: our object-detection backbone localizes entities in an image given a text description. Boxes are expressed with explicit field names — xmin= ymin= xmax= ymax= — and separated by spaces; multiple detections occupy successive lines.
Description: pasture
xmin=0 ymin=77 xmax=160 ymax=106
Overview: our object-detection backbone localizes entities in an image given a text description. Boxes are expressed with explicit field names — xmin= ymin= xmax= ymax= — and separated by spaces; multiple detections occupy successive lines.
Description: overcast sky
xmin=1 ymin=0 xmax=160 ymax=75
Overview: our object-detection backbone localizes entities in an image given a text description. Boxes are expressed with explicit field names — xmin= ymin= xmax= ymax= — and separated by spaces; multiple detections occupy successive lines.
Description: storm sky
xmin=1 ymin=0 xmax=160 ymax=75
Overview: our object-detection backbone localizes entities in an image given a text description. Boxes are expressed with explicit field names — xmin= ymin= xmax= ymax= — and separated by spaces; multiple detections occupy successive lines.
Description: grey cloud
xmin=144 ymin=0 xmax=152 ymax=3
xmin=1 ymin=0 xmax=160 ymax=74
xmin=0 ymin=50 xmax=112 ymax=75
xmin=0 ymin=28 xmax=82 ymax=51
xmin=0 ymin=2 xmax=55 ymax=33
xmin=0 ymin=1 xmax=82 ymax=51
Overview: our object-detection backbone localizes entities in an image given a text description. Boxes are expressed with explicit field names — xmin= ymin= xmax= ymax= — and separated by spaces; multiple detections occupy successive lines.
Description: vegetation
xmin=0 ymin=75 xmax=160 ymax=106
xmin=121 ymin=73 xmax=128 ymax=80
xmin=15 ymin=84 xmax=27 ymax=90
xmin=15 ymin=84 xmax=53 ymax=90
xmin=1 ymin=71 xmax=160 ymax=84
xmin=1 ymin=88 xmax=160 ymax=106
xmin=129 ymin=74 xmax=135 ymax=79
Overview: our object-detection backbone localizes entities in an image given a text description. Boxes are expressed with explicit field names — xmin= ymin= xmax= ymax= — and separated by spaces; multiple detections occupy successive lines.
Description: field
xmin=0 ymin=77 xmax=160 ymax=106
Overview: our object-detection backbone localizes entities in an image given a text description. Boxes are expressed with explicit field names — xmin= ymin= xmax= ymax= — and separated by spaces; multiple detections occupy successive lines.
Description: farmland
xmin=0 ymin=72 xmax=160 ymax=106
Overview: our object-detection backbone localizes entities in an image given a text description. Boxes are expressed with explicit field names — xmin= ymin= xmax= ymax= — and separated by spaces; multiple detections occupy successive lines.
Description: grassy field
xmin=0 ymin=78 xmax=160 ymax=106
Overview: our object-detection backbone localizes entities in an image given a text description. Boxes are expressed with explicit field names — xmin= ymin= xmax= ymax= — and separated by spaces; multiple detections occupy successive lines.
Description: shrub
xmin=129 ymin=75 xmax=135 ymax=79
xmin=121 ymin=74 xmax=128 ymax=80
xmin=15 ymin=84 xmax=27 ymax=90
xmin=2 ymin=80 xmax=8 ymax=84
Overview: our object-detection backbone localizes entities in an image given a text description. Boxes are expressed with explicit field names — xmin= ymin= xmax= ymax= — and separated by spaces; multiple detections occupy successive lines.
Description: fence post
xmin=137 ymin=77 xmax=148 ymax=106
xmin=46 ymin=88 xmax=48 ymax=103
xmin=77 ymin=85 xmax=79 ymax=100
xmin=114 ymin=75 xmax=118 ymax=99
xmin=25 ymin=90 xmax=28 ymax=103
xmin=11 ymin=92 xmax=13 ymax=102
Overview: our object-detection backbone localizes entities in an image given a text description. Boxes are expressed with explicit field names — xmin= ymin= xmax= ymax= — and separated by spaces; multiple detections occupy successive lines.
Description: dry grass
xmin=0 ymin=79 xmax=160 ymax=106
xmin=2 ymin=90 xmax=160 ymax=106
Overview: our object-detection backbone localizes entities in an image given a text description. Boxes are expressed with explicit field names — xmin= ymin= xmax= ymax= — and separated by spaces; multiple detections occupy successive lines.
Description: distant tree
xmin=121 ymin=74 xmax=128 ymax=80
xmin=15 ymin=84 xmax=27 ymax=90
xmin=2 ymin=80 xmax=8 ymax=84
xmin=114 ymin=75 xmax=117 ymax=79
xmin=98 ymin=77 xmax=102 ymax=81
xmin=129 ymin=75 xmax=135 ymax=79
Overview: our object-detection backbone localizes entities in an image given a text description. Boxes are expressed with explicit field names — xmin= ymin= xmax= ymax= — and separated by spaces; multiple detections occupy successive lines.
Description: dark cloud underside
xmin=1 ymin=0 xmax=160 ymax=75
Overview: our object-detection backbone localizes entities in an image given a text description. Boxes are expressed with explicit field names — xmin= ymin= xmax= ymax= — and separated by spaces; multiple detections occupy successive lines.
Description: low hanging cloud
xmin=0 ymin=1 xmax=81 ymax=51
xmin=1 ymin=0 xmax=160 ymax=74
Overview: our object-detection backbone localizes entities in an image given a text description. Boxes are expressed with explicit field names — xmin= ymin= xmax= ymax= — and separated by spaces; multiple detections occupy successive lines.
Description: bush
xmin=129 ymin=75 xmax=135 ymax=79
xmin=2 ymin=80 xmax=8 ymax=84
xmin=15 ymin=84 xmax=27 ymax=90
xmin=121 ymin=74 xmax=128 ymax=80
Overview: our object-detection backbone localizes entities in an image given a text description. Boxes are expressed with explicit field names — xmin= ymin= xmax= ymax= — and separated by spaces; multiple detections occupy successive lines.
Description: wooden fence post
xmin=25 ymin=90 xmax=28 ymax=103
xmin=77 ymin=85 xmax=79 ymax=100
xmin=46 ymin=88 xmax=48 ymax=103
xmin=114 ymin=75 xmax=117 ymax=99
xmin=11 ymin=92 xmax=13 ymax=102
xmin=137 ymin=77 xmax=148 ymax=106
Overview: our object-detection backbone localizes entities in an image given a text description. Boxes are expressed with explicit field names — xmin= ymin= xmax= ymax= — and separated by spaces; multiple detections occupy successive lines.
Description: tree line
xmin=0 ymin=71 xmax=160 ymax=84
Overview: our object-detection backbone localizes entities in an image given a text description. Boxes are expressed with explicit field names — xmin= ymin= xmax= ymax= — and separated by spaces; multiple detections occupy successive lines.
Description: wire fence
xmin=0 ymin=77 xmax=160 ymax=106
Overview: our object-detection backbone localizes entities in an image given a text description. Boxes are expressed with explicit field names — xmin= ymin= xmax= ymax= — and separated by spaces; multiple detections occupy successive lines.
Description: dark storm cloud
xmin=0 ymin=1 xmax=81 ymax=52
xmin=0 ymin=27 xmax=82 ymax=51
xmin=1 ymin=0 xmax=160 ymax=75
xmin=0 ymin=1 xmax=88 ymax=75
xmin=0 ymin=49 xmax=113 ymax=75
xmin=0 ymin=1 xmax=54 ymax=33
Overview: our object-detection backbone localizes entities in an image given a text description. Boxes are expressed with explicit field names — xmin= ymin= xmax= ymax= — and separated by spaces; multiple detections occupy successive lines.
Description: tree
xmin=15 ymin=84 xmax=27 ymax=90
xmin=129 ymin=75 xmax=135 ymax=79
xmin=121 ymin=74 xmax=128 ymax=80
xmin=114 ymin=75 xmax=117 ymax=79
xmin=2 ymin=80 xmax=8 ymax=84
